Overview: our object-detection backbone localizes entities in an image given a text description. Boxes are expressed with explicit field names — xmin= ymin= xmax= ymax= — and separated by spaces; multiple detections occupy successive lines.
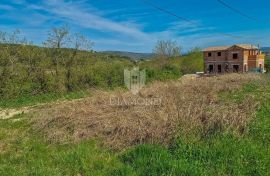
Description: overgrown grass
xmin=1 ymin=75 xmax=269 ymax=175
xmin=121 ymin=131 xmax=269 ymax=175
xmin=0 ymin=115 xmax=134 ymax=176
xmin=120 ymin=76 xmax=270 ymax=176
xmin=32 ymin=74 xmax=259 ymax=148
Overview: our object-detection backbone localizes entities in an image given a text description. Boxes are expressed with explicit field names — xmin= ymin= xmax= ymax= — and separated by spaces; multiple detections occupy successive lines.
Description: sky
xmin=0 ymin=0 xmax=270 ymax=52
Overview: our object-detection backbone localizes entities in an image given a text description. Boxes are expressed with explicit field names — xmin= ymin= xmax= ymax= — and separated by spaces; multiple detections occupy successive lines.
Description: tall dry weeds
xmin=32 ymin=74 xmax=260 ymax=149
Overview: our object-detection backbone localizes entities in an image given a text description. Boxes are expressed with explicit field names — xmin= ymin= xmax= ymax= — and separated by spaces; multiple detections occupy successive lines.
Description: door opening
xmin=233 ymin=65 xmax=239 ymax=73
xmin=208 ymin=65 xmax=214 ymax=73
xmin=217 ymin=65 xmax=222 ymax=73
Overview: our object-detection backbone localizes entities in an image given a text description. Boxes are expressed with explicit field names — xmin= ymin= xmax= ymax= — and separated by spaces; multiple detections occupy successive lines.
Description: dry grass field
xmin=32 ymin=74 xmax=260 ymax=149
xmin=1 ymin=73 xmax=270 ymax=175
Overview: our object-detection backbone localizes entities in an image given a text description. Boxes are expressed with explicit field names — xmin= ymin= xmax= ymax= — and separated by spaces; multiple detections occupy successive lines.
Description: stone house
xmin=203 ymin=44 xmax=265 ymax=74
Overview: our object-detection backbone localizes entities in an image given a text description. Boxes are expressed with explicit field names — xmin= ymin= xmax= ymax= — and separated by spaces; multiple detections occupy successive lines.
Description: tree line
xmin=0 ymin=27 xmax=203 ymax=101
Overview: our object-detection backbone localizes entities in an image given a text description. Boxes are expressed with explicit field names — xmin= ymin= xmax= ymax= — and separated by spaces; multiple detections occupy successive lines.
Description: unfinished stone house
xmin=203 ymin=44 xmax=265 ymax=74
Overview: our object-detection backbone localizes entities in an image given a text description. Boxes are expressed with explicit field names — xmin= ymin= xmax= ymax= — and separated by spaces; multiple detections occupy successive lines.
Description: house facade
xmin=203 ymin=44 xmax=265 ymax=74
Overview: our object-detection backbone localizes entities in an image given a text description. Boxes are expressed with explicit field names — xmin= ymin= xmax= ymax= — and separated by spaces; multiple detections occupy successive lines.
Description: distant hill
xmin=261 ymin=47 xmax=270 ymax=54
xmin=101 ymin=51 xmax=155 ymax=60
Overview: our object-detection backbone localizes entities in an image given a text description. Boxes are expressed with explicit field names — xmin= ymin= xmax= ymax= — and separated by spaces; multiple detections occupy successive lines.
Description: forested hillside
xmin=101 ymin=51 xmax=155 ymax=60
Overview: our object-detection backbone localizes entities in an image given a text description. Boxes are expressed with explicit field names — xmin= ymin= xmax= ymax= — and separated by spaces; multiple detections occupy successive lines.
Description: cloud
xmin=4 ymin=0 xmax=267 ymax=52
xmin=37 ymin=0 xmax=241 ymax=51
xmin=22 ymin=0 xmax=225 ymax=51
xmin=31 ymin=0 xmax=149 ymax=40
xmin=167 ymin=21 xmax=216 ymax=35
xmin=33 ymin=1 xmax=205 ymax=42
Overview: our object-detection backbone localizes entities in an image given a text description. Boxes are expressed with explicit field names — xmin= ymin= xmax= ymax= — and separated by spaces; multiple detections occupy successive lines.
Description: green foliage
xmin=0 ymin=44 xmax=133 ymax=101
xmin=145 ymin=64 xmax=182 ymax=82
xmin=0 ymin=43 xmax=204 ymax=107
xmin=0 ymin=28 xmax=135 ymax=104
xmin=140 ymin=49 xmax=203 ymax=82
xmin=179 ymin=49 xmax=204 ymax=74
xmin=0 ymin=29 xmax=204 ymax=107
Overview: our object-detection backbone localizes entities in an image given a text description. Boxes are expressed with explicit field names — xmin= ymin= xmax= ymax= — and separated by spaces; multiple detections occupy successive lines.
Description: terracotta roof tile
xmin=203 ymin=44 xmax=259 ymax=52
xmin=235 ymin=44 xmax=258 ymax=50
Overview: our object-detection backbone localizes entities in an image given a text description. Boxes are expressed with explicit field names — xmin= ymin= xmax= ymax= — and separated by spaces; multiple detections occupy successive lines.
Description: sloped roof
xmin=203 ymin=46 xmax=230 ymax=52
xmin=234 ymin=44 xmax=258 ymax=50
xmin=203 ymin=44 xmax=259 ymax=52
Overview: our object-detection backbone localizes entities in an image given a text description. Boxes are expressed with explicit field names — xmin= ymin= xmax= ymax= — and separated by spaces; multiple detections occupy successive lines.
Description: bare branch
xmin=153 ymin=40 xmax=181 ymax=58
xmin=43 ymin=25 xmax=70 ymax=49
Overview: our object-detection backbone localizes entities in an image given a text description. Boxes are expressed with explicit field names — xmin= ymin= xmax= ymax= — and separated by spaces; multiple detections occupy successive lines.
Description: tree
xmin=66 ymin=33 xmax=94 ymax=91
xmin=153 ymin=40 xmax=181 ymax=58
xmin=43 ymin=25 xmax=94 ymax=91
xmin=71 ymin=33 xmax=94 ymax=52
xmin=0 ymin=30 xmax=29 ymax=73
xmin=187 ymin=47 xmax=201 ymax=55
xmin=0 ymin=29 xmax=28 ymax=45
xmin=43 ymin=25 xmax=70 ymax=75
xmin=43 ymin=25 xmax=70 ymax=49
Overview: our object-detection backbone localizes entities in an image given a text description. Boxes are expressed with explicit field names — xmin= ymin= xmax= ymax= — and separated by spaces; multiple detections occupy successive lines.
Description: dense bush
xmin=140 ymin=50 xmax=203 ymax=82
xmin=0 ymin=29 xmax=204 ymax=102
xmin=179 ymin=49 xmax=204 ymax=74
xmin=0 ymin=43 xmax=204 ymax=101
xmin=0 ymin=44 xmax=133 ymax=100
xmin=144 ymin=64 xmax=182 ymax=82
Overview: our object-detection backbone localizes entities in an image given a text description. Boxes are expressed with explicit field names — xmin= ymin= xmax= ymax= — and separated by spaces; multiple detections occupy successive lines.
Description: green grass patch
xmin=0 ymin=115 xmax=134 ymax=176
xmin=0 ymin=91 xmax=90 ymax=109
xmin=121 ymin=131 xmax=269 ymax=176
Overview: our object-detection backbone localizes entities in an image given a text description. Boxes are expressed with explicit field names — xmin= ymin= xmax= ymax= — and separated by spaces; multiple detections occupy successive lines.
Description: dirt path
xmin=0 ymin=108 xmax=30 ymax=120
xmin=0 ymin=97 xmax=87 ymax=120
